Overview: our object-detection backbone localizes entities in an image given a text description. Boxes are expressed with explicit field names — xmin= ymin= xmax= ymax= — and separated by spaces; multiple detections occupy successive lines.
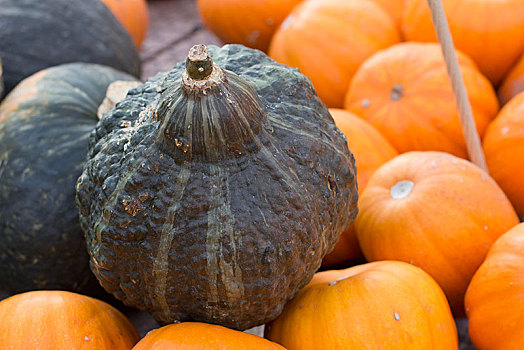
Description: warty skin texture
xmin=76 ymin=44 xmax=358 ymax=330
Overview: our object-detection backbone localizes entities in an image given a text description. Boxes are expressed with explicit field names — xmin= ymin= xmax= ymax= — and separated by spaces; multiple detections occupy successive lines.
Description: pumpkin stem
xmin=182 ymin=45 xmax=225 ymax=91
xmin=390 ymin=180 xmax=414 ymax=200
xmin=186 ymin=45 xmax=214 ymax=80
xmin=390 ymin=84 xmax=403 ymax=101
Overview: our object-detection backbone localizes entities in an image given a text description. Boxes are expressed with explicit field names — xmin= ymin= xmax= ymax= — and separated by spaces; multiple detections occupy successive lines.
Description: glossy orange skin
xmin=483 ymin=92 xmax=524 ymax=217
xmin=0 ymin=290 xmax=139 ymax=349
xmin=401 ymin=0 xmax=524 ymax=86
xmin=344 ymin=42 xmax=499 ymax=159
xmin=133 ymin=322 xmax=285 ymax=350
xmin=269 ymin=0 xmax=400 ymax=108
xmin=196 ymin=0 xmax=303 ymax=52
xmin=322 ymin=109 xmax=397 ymax=267
xmin=266 ymin=261 xmax=458 ymax=350
xmin=498 ymin=54 xmax=524 ymax=105
xmin=465 ymin=223 xmax=524 ymax=350
xmin=355 ymin=151 xmax=519 ymax=315
xmin=101 ymin=0 xmax=149 ymax=48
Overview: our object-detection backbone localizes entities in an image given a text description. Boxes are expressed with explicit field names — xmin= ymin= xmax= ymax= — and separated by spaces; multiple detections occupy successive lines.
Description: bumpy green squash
xmin=0 ymin=63 xmax=137 ymax=294
xmin=0 ymin=0 xmax=141 ymax=93
xmin=76 ymin=44 xmax=358 ymax=330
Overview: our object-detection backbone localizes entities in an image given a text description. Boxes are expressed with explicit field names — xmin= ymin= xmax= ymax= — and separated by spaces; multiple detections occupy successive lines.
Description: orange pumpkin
xmin=355 ymin=151 xmax=519 ymax=315
xmin=344 ymin=42 xmax=499 ymax=158
xmin=0 ymin=290 xmax=139 ymax=349
xmin=401 ymin=0 xmax=524 ymax=86
xmin=196 ymin=0 xmax=303 ymax=52
xmin=483 ymin=91 xmax=524 ymax=218
xmin=101 ymin=0 xmax=149 ymax=48
xmin=133 ymin=322 xmax=285 ymax=350
xmin=322 ymin=108 xmax=397 ymax=267
xmin=268 ymin=0 xmax=400 ymax=108
xmin=465 ymin=222 xmax=524 ymax=349
xmin=498 ymin=54 xmax=524 ymax=105
xmin=265 ymin=260 xmax=458 ymax=349
xmin=368 ymin=0 xmax=404 ymax=29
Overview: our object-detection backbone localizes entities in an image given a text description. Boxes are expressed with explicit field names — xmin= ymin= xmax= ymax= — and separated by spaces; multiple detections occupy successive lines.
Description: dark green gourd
xmin=0 ymin=63 xmax=137 ymax=294
xmin=0 ymin=0 xmax=141 ymax=94
xmin=76 ymin=44 xmax=358 ymax=330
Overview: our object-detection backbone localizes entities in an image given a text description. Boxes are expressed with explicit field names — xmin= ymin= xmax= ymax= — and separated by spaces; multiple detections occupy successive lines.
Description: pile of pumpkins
xmin=1 ymin=0 xmax=524 ymax=349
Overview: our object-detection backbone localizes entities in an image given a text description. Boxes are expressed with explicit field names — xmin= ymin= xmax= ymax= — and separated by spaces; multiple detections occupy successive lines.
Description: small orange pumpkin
xmin=268 ymin=0 xmax=400 ymax=108
xmin=265 ymin=260 xmax=458 ymax=350
xmin=483 ymin=91 xmax=524 ymax=217
xmin=101 ymin=0 xmax=149 ymax=48
xmin=322 ymin=108 xmax=397 ymax=267
xmin=196 ymin=0 xmax=303 ymax=52
xmin=0 ymin=290 xmax=139 ymax=349
xmin=368 ymin=0 xmax=404 ymax=29
xmin=465 ymin=222 xmax=524 ymax=349
xmin=355 ymin=151 xmax=519 ymax=315
xmin=132 ymin=322 xmax=285 ymax=350
xmin=498 ymin=54 xmax=524 ymax=105
xmin=344 ymin=42 xmax=499 ymax=158
xmin=401 ymin=0 xmax=524 ymax=86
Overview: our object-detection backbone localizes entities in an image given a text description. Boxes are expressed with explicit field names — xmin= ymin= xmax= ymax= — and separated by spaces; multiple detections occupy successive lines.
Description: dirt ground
xmin=140 ymin=0 xmax=221 ymax=81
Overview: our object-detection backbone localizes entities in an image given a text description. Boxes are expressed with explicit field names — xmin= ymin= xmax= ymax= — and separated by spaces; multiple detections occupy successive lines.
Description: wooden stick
xmin=426 ymin=0 xmax=488 ymax=172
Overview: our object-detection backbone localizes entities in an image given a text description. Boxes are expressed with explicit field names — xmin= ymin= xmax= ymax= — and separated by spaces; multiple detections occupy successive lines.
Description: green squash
xmin=76 ymin=44 xmax=358 ymax=330
xmin=0 ymin=63 xmax=138 ymax=294
xmin=0 ymin=0 xmax=141 ymax=93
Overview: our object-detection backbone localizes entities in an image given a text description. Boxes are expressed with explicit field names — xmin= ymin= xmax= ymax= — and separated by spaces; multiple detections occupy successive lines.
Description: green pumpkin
xmin=0 ymin=63 xmax=138 ymax=294
xmin=76 ymin=44 xmax=358 ymax=330
xmin=0 ymin=0 xmax=141 ymax=94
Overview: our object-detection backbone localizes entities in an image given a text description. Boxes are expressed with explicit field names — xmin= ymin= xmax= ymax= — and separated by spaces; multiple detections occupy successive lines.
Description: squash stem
xmin=185 ymin=45 xmax=213 ymax=80
xmin=182 ymin=45 xmax=225 ymax=92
